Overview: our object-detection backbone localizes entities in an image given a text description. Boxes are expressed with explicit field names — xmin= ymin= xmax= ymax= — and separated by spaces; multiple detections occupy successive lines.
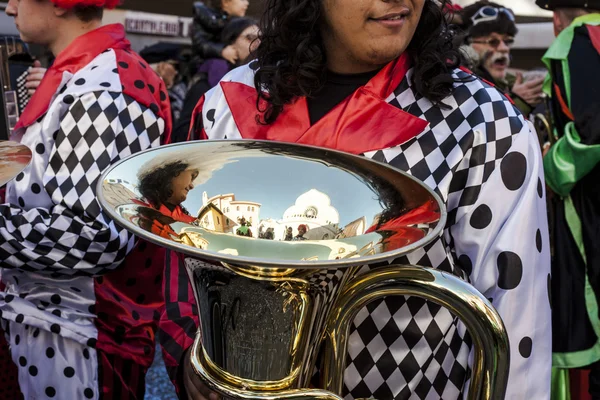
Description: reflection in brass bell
xmin=0 ymin=140 xmax=32 ymax=187
xmin=98 ymin=140 xmax=509 ymax=400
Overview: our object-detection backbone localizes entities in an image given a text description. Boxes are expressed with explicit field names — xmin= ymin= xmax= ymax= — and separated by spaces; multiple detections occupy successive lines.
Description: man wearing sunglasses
xmin=458 ymin=2 xmax=545 ymax=117
xmin=535 ymin=0 xmax=600 ymax=397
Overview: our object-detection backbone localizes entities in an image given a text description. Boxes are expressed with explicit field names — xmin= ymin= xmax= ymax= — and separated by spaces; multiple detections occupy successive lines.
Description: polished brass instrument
xmin=0 ymin=140 xmax=31 ymax=186
xmin=0 ymin=37 xmax=25 ymax=140
xmin=98 ymin=140 xmax=509 ymax=399
xmin=533 ymin=93 xmax=557 ymax=150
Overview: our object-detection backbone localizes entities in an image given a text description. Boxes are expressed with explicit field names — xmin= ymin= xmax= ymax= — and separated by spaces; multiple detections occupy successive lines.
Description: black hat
xmin=536 ymin=0 xmax=600 ymax=10
xmin=458 ymin=1 xmax=518 ymax=39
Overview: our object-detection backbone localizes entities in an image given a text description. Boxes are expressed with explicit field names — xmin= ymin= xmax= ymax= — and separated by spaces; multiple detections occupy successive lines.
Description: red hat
xmin=51 ymin=0 xmax=121 ymax=9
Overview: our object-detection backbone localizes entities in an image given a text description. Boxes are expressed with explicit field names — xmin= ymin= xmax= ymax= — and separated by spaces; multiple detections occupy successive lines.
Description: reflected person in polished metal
xmin=160 ymin=0 xmax=553 ymax=399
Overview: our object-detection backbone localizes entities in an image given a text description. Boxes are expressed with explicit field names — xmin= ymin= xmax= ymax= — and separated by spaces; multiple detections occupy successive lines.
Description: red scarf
xmin=191 ymin=53 xmax=428 ymax=155
xmin=16 ymin=24 xmax=172 ymax=143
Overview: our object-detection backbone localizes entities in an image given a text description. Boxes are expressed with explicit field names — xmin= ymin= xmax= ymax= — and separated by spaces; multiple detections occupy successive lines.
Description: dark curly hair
xmin=138 ymin=161 xmax=192 ymax=214
xmin=253 ymin=0 xmax=462 ymax=124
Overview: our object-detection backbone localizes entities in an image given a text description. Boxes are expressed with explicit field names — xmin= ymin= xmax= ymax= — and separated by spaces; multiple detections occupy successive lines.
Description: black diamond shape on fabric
xmin=69 ymin=100 xmax=86 ymax=121
xmin=466 ymin=106 xmax=485 ymax=128
xmin=473 ymin=87 xmax=493 ymax=106
xmin=75 ymin=178 xmax=90 ymax=196
xmin=353 ymin=348 xmax=376 ymax=378
xmin=424 ymin=321 xmax=444 ymax=350
xmin=129 ymin=138 xmax=142 ymax=154
xmin=407 ymin=297 xmax=426 ymax=315
xmin=449 ymin=169 xmax=468 ymax=193
xmin=434 ymin=340 xmax=450 ymax=365
xmin=423 ymin=106 xmax=445 ymax=129
xmin=417 ymin=131 xmax=438 ymax=157
xmin=446 ymin=108 xmax=465 ymax=132
xmin=492 ymin=101 xmax=509 ymax=120
xmin=383 ymin=296 xmax=406 ymax=315
xmin=119 ymin=108 xmax=132 ymax=127
xmin=432 ymin=161 xmax=451 ymax=185
xmin=375 ymin=349 xmax=399 ymax=380
xmin=100 ymin=126 xmax=116 ymax=147
xmin=348 ymin=381 xmax=373 ymax=399
xmin=448 ymin=362 xmax=467 ymax=388
xmin=469 ymin=144 xmax=486 ymax=168
xmin=485 ymin=121 xmax=497 ymax=142
xmin=433 ymin=368 xmax=450 ymax=395
xmin=356 ymin=316 xmax=380 ymax=345
xmin=80 ymin=151 xmax=96 ymax=171
xmin=398 ymin=351 xmax=420 ymax=382
xmin=366 ymin=298 xmax=384 ymax=313
xmin=414 ymin=375 xmax=433 ymax=399
xmin=373 ymin=383 xmax=394 ymax=400
xmin=388 ymin=152 xmax=410 ymax=172
xmin=483 ymin=161 xmax=496 ymax=183
xmin=509 ymin=116 xmax=524 ymax=135
xmin=458 ymin=186 xmax=481 ymax=207
xmin=104 ymin=102 xmax=119 ymax=121
xmin=453 ymin=85 xmax=472 ymax=106
xmin=380 ymin=319 xmax=402 ymax=348
xmin=495 ymin=137 xmax=513 ymax=159
xmin=426 ymin=302 xmax=442 ymax=317
xmin=402 ymin=319 xmax=424 ymax=349
xmin=84 ymin=126 xmax=100 ymax=146
xmin=449 ymin=333 xmax=464 ymax=356
xmin=87 ymin=101 xmax=103 ymax=122
xmin=409 ymin=159 xmax=433 ymax=182
xmin=439 ymin=134 xmax=459 ymax=158
xmin=147 ymin=121 xmax=161 ymax=141
xmin=370 ymin=150 xmax=385 ymax=163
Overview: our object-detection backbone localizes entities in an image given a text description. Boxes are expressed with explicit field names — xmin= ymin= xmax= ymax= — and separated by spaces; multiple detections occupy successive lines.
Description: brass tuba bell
xmin=98 ymin=140 xmax=509 ymax=400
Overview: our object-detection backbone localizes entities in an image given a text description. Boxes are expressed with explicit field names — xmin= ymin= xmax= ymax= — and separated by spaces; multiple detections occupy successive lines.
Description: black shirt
xmin=307 ymin=69 xmax=380 ymax=126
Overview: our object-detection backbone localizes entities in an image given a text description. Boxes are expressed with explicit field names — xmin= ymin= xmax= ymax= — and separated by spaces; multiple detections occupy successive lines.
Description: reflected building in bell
xmin=261 ymin=189 xmax=347 ymax=241
xmin=197 ymin=192 xmax=261 ymax=234
xmin=102 ymin=179 xmax=139 ymax=208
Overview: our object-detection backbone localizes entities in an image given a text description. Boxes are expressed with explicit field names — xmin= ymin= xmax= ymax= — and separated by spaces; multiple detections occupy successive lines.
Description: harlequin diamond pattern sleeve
xmin=450 ymin=122 xmax=552 ymax=398
xmin=0 ymin=91 xmax=163 ymax=274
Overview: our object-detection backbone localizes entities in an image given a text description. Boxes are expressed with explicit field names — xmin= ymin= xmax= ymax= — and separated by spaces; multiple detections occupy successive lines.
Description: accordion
xmin=0 ymin=37 xmax=29 ymax=141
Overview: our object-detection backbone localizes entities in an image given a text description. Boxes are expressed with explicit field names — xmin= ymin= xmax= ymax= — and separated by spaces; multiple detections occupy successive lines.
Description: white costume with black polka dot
xmin=180 ymin=64 xmax=553 ymax=399
xmin=0 ymin=46 xmax=165 ymax=398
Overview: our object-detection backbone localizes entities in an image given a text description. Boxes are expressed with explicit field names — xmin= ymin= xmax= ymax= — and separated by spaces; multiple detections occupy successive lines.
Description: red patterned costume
xmin=0 ymin=1 xmax=172 ymax=398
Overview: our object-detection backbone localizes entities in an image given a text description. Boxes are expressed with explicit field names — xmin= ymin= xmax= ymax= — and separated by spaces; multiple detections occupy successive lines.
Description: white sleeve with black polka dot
xmin=0 ymin=90 xmax=164 ymax=274
xmin=450 ymin=122 xmax=552 ymax=398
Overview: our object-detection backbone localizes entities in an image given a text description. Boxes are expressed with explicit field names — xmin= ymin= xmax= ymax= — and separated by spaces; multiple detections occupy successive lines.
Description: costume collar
xmin=15 ymin=24 xmax=131 ymax=131
xmin=221 ymin=53 xmax=428 ymax=154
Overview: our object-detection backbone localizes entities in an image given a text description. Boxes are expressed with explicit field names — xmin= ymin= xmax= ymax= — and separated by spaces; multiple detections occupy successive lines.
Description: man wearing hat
xmin=459 ymin=1 xmax=546 ymax=116
xmin=536 ymin=0 xmax=600 ymax=397
xmin=0 ymin=0 xmax=172 ymax=397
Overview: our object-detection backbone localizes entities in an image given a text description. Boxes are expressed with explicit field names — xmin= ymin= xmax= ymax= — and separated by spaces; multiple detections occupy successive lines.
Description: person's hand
xmin=221 ymin=45 xmax=239 ymax=64
xmin=183 ymin=349 xmax=221 ymax=400
xmin=512 ymin=72 xmax=545 ymax=107
xmin=25 ymin=60 xmax=47 ymax=96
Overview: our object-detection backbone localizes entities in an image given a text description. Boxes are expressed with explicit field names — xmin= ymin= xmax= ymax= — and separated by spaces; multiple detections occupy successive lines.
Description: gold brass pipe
xmin=321 ymin=265 xmax=509 ymax=400
xmin=190 ymin=338 xmax=344 ymax=400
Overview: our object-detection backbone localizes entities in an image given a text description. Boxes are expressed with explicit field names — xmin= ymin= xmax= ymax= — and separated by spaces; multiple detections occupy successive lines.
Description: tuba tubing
xmin=189 ymin=264 xmax=509 ymax=400
xmin=321 ymin=265 xmax=509 ymax=400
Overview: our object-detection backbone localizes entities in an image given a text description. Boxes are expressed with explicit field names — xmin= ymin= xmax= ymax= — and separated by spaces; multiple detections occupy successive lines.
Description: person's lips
xmin=369 ymin=9 xmax=410 ymax=28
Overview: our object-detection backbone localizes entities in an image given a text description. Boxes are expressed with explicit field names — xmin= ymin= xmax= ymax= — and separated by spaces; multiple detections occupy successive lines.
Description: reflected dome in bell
xmin=279 ymin=189 xmax=341 ymax=241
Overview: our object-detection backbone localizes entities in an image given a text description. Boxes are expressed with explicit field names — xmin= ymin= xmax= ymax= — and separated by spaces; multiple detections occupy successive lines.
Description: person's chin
xmin=489 ymin=67 xmax=507 ymax=82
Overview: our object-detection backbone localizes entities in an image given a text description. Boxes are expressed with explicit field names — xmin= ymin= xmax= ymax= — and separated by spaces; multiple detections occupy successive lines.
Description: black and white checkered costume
xmin=191 ymin=64 xmax=552 ymax=399
xmin=0 ymin=49 xmax=164 ymax=398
